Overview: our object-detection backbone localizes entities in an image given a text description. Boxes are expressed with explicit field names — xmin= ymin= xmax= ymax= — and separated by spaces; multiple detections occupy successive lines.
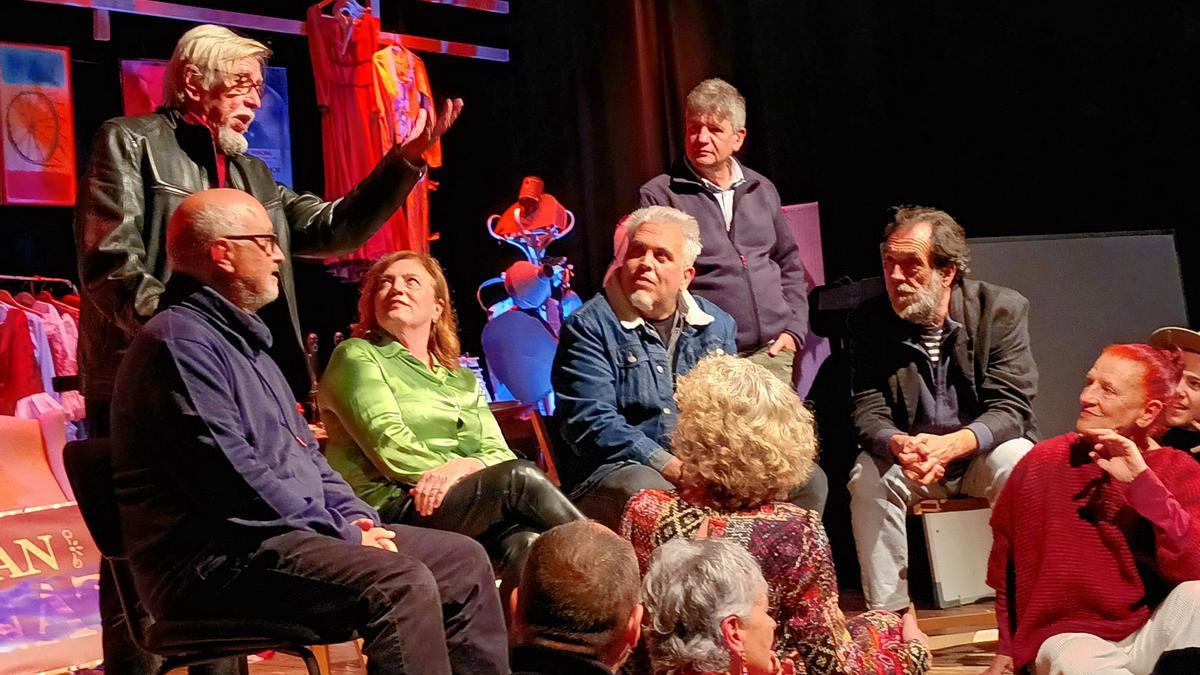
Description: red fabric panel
xmin=0 ymin=309 xmax=43 ymax=415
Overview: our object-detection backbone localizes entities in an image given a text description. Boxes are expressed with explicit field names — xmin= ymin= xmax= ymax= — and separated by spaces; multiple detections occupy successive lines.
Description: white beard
xmin=229 ymin=277 xmax=279 ymax=312
xmin=895 ymin=269 xmax=945 ymax=326
xmin=217 ymin=125 xmax=249 ymax=156
xmin=629 ymin=289 xmax=656 ymax=315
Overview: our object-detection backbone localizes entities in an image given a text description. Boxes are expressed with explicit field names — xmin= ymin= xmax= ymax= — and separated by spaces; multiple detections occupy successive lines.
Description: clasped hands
xmin=352 ymin=518 xmax=397 ymax=552
xmin=889 ymin=429 xmax=977 ymax=485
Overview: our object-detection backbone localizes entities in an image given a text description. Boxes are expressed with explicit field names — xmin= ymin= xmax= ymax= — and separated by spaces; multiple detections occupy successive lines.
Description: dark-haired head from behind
xmin=511 ymin=520 xmax=643 ymax=672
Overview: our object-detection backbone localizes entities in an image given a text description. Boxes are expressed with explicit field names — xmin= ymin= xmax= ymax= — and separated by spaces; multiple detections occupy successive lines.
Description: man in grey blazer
xmin=847 ymin=206 xmax=1038 ymax=617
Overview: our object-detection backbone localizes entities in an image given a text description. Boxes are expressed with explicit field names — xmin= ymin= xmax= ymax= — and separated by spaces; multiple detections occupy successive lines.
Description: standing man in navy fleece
xmin=639 ymin=78 xmax=826 ymax=511
xmin=111 ymin=189 xmax=507 ymax=675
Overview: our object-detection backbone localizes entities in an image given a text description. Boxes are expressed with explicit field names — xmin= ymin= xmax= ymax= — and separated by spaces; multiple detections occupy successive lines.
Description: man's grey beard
xmin=895 ymin=270 xmax=945 ymax=326
xmin=217 ymin=126 xmax=249 ymax=156
xmin=229 ymin=278 xmax=279 ymax=313
xmin=629 ymin=289 xmax=656 ymax=315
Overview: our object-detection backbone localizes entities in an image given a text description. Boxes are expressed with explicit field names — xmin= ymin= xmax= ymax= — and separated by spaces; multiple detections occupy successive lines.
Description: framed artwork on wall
xmin=0 ymin=43 xmax=76 ymax=206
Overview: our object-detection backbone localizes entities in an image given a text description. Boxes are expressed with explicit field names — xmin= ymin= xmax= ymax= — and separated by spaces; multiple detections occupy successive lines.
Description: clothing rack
xmin=26 ymin=0 xmax=510 ymax=62
xmin=0 ymin=273 xmax=79 ymax=295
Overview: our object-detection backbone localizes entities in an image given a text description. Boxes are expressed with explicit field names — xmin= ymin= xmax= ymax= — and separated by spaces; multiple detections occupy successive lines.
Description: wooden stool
xmin=309 ymin=639 xmax=366 ymax=674
xmin=909 ymin=497 xmax=994 ymax=609
xmin=907 ymin=496 xmax=999 ymax=652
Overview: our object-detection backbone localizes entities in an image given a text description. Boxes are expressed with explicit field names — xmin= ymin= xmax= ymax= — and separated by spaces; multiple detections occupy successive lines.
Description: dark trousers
xmin=89 ymin=398 xmax=243 ymax=675
xmin=163 ymin=526 xmax=508 ymax=675
xmin=381 ymin=459 xmax=584 ymax=595
xmin=789 ymin=464 xmax=829 ymax=514
xmin=572 ymin=462 xmax=830 ymax=531
xmin=572 ymin=464 xmax=674 ymax=530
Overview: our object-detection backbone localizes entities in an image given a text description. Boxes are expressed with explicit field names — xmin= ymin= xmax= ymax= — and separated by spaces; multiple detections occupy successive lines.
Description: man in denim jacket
xmin=551 ymin=206 xmax=737 ymax=527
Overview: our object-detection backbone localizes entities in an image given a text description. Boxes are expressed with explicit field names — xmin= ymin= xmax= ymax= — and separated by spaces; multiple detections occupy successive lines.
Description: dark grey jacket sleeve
xmin=848 ymin=308 xmax=904 ymax=458
xmin=969 ymin=292 xmax=1038 ymax=446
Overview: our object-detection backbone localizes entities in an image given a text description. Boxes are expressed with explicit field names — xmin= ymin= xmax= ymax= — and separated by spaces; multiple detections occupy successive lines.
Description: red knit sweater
xmin=987 ymin=433 xmax=1200 ymax=670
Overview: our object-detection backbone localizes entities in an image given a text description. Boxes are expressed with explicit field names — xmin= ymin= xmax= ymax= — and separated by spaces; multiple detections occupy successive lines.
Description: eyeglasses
xmin=223 ymin=233 xmax=279 ymax=254
xmin=222 ymin=72 xmax=266 ymax=98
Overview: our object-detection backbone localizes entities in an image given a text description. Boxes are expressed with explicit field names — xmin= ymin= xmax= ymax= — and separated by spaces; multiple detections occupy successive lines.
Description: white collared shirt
xmin=689 ymin=159 xmax=746 ymax=231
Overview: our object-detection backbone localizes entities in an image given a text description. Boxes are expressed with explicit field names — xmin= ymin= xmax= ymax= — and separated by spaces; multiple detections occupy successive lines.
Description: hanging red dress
xmin=0 ymin=307 xmax=42 ymax=416
xmin=306 ymin=5 xmax=402 ymax=275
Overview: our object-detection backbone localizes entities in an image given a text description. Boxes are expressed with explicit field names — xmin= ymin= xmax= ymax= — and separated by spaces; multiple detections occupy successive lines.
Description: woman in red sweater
xmin=986 ymin=344 xmax=1200 ymax=675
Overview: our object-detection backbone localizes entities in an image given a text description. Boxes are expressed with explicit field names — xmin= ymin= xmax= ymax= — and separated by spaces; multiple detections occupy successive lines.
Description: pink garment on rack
xmin=16 ymin=392 xmax=64 ymax=421
xmin=15 ymin=298 xmax=84 ymax=420
xmin=60 ymin=310 xmax=78 ymax=364
xmin=26 ymin=299 xmax=75 ymax=376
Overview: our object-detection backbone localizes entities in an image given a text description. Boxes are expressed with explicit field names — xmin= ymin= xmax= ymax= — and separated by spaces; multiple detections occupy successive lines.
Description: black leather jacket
xmin=74 ymin=108 xmax=423 ymax=400
xmin=848 ymin=278 xmax=1040 ymax=459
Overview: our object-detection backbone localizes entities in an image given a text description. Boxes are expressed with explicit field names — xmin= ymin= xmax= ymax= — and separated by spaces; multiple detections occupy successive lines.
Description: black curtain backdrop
xmin=2 ymin=0 xmax=1198 ymax=363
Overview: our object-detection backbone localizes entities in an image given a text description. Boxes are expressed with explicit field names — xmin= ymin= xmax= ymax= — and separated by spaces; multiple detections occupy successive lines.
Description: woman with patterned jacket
xmin=621 ymin=353 xmax=930 ymax=675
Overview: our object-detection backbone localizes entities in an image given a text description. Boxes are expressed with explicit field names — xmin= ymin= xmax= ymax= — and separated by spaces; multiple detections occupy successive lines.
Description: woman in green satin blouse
xmin=318 ymin=251 xmax=582 ymax=590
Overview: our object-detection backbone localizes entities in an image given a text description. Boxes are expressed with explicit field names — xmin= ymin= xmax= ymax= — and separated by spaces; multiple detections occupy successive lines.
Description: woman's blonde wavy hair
xmin=351 ymin=251 xmax=461 ymax=370
xmin=671 ymin=353 xmax=817 ymax=511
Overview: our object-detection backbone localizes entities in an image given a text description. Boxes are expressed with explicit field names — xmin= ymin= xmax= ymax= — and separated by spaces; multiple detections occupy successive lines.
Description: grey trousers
xmin=847 ymin=437 xmax=1033 ymax=611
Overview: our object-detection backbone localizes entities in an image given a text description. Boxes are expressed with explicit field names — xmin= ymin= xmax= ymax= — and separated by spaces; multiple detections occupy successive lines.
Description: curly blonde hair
xmin=671 ymin=353 xmax=817 ymax=511
xmin=351 ymin=251 xmax=461 ymax=370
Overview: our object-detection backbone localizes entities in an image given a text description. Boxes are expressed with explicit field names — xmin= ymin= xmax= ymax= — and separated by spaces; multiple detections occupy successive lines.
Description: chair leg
xmin=310 ymin=644 xmax=331 ymax=675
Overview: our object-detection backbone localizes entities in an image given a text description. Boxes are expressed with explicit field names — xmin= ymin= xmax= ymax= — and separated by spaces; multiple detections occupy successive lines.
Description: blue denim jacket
xmin=551 ymin=279 xmax=737 ymax=495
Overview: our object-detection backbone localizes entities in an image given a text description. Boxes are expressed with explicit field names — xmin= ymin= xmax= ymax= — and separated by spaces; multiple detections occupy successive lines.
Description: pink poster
xmin=0 ymin=43 xmax=76 ymax=206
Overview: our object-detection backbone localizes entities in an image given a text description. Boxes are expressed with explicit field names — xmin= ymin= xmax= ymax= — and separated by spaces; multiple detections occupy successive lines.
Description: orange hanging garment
xmin=373 ymin=44 xmax=441 ymax=255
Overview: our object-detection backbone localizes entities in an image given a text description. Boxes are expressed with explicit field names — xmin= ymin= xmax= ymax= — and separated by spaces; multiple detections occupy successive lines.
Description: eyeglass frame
xmin=219 ymin=70 xmax=267 ymax=99
xmin=221 ymin=232 xmax=280 ymax=254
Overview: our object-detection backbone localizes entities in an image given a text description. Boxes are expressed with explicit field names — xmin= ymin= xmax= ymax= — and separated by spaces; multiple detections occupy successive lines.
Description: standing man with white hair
xmin=75 ymin=23 xmax=462 ymax=431
xmin=73 ymin=24 xmax=461 ymax=674
xmin=639 ymin=77 xmax=826 ymax=511
xmin=551 ymin=205 xmax=737 ymax=528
